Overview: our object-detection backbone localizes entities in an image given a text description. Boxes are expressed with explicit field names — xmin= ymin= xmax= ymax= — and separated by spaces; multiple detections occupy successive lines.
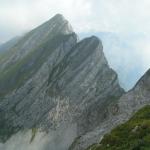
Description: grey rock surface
xmin=70 ymin=69 xmax=150 ymax=150
xmin=0 ymin=14 xmax=124 ymax=150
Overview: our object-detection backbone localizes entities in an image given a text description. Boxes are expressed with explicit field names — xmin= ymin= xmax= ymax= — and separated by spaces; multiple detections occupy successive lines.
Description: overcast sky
xmin=0 ymin=0 xmax=150 ymax=41
xmin=0 ymin=0 xmax=150 ymax=89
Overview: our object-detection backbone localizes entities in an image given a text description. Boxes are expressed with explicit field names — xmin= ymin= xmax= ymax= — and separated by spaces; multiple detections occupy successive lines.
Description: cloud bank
xmin=0 ymin=0 xmax=150 ymax=38
xmin=0 ymin=124 xmax=77 ymax=150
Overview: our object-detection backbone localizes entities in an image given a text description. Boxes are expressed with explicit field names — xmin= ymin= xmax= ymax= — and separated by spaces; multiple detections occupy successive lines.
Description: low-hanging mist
xmin=0 ymin=124 xmax=77 ymax=150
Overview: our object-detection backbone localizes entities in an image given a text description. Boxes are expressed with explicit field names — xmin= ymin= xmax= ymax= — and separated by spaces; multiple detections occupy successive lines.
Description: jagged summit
xmin=51 ymin=13 xmax=66 ymax=21
xmin=44 ymin=13 xmax=74 ymax=34
xmin=77 ymin=35 xmax=102 ymax=50
xmin=85 ymin=36 xmax=102 ymax=46
xmin=26 ymin=13 xmax=74 ymax=44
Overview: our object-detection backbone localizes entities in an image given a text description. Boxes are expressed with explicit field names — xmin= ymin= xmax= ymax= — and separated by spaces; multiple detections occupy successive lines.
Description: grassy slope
xmin=87 ymin=105 xmax=150 ymax=150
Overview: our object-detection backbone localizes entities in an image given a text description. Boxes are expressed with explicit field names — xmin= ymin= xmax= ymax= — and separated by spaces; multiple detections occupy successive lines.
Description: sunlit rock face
xmin=0 ymin=14 xmax=124 ymax=150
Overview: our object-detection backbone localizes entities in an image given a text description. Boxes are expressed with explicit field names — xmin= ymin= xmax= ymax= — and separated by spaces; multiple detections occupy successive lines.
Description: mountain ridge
xmin=0 ymin=14 xmax=124 ymax=149
xmin=0 ymin=14 xmax=149 ymax=150
xmin=70 ymin=68 xmax=150 ymax=150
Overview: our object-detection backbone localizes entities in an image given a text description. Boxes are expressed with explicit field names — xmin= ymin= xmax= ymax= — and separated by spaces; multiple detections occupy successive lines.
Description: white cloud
xmin=0 ymin=125 xmax=77 ymax=150
xmin=0 ymin=0 xmax=150 ymax=89
xmin=0 ymin=0 xmax=150 ymax=36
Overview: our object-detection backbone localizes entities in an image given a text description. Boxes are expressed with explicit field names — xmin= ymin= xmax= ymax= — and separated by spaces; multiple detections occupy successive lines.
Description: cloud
xmin=0 ymin=0 xmax=150 ymax=42
xmin=0 ymin=0 xmax=150 ymax=35
xmin=0 ymin=125 xmax=77 ymax=150
xmin=0 ymin=0 xmax=150 ymax=89
xmin=0 ymin=0 xmax=92 ymax=42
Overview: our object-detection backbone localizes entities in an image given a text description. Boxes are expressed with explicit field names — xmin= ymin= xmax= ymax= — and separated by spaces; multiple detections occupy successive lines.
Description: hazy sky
xmin=0 ymin=0 xmax=150 ymax=89
xmin=0 ymin=0 xmax=150 ymax=42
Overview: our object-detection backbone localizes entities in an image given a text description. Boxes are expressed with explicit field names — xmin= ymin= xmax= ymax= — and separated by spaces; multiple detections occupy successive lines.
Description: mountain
xmin=0 ymin=14 xmax=74 ymax=96
xmin=0 ymin=14 xmax=124 ymax=150
xmin=70 ymin=69 xmax=150 ymax=150
xmin=0 ymin=14 xmax=150 ymax=150
xmin=0 ymin=36 xmax=20 ymax=53
xmin=80 ymin=32 xmax=145 ymax=91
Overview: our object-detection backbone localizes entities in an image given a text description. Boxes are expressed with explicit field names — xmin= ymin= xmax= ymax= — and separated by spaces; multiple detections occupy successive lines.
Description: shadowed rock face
xmin=46 ymin=35 xmax=124 ymax=134
xmin=0 ymin=14 xmax=124 ymax=149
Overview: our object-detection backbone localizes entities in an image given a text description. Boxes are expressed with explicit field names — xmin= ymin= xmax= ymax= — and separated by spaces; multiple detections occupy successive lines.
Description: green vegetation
xmin=87 ymin=105 xmax=150 ymax=150
xmin=30 ymin=128 xmax=38 ymax=143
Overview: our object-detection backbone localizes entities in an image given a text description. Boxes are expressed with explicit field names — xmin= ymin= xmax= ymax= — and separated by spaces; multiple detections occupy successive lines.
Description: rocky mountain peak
xmin=45 ymin=13 xmax=74 ymax=35
xmin=0 ymin=14 xmax=124 ymax=150
xmin=25 ymin=14 xmax=74 ymax=46
xmin=50 ymin=13 xmax=66 ymax=23
xmin=52 ymin=13 xmax=65 ymax=19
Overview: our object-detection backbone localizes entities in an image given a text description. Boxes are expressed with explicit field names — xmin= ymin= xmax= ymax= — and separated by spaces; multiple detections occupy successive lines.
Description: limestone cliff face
xmin=71 ymin=69 xmax=150 ymax=150
xmin=0 ymin=14 xmax=124 ymax=149
xmin=46 ymin=36 xmax=124 ymax=135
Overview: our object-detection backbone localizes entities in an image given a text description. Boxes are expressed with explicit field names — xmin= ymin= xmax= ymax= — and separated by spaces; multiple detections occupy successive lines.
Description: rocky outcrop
xmin=70 ymin=69 xmax=150 ymax=150
xmin=0 ymin=14 xmax=124 ymax=150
